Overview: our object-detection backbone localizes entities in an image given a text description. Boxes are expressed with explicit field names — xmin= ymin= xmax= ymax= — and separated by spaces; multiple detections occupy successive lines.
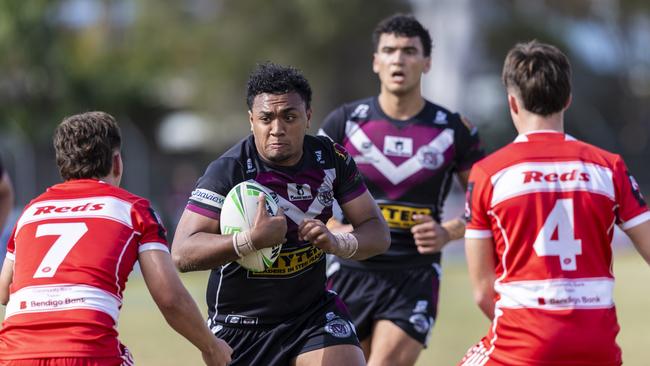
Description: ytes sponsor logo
xmin=383 ymin=136 xmax=413 ymax=158
xmin=34 ymin=203 xmax=104 ymax=215
xmin=224 ymin=314 xmax=259 ymax=325
xmin=287 ymin=183 xmax=313 ymax=201
xmin=191 ymin=188 xmax=225 ymax=209
xmin=249 ymin=246 xmax=324 ymax=278
xmin=380 ymin=204 xmax=432 ymax=229
xmin=522 ymin=169 xmax=590 ymax=183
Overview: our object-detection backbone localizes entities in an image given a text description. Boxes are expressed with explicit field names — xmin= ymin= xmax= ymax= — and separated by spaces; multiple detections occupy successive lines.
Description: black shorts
xmin=326 ymin=263 xmax=441 ymax=346
xmin=211 ymin=292 xmax=360 ymax=366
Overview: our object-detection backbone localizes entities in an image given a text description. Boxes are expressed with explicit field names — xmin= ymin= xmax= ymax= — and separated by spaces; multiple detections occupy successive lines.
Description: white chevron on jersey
xmin=250 ymin=168 xmax=336 ymax=225
xmin=344 ymin=121 xmax=454 ymax=185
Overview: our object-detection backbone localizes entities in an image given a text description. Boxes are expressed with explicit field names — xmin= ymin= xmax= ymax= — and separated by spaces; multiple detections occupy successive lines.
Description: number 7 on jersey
xmin=33 ymin=223 xmax=88 ymax=278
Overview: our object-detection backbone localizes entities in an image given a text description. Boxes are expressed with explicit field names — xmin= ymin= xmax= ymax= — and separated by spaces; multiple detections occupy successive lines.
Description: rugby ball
xmin=220 ymin=181 xmax=282 ymax=272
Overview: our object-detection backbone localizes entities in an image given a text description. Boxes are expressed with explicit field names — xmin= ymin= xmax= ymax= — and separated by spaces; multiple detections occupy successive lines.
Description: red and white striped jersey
xmin=0 ymin=179 xmax=168 ymax=361
xmin=463 ymin=131 xmax=649 ymax=366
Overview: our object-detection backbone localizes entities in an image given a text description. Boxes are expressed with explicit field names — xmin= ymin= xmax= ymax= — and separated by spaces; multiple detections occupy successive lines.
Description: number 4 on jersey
xmin=533 ymin=199 xmax=582 ymax=271
xmin=33 ymin=223 xmax=88 ymax=278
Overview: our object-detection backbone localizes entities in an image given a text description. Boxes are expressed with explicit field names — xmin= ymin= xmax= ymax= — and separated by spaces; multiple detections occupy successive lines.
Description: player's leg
xmin=293 ymin=344 xmax=365 ymax=366
xmin=366 ymin=264 xmax=441 ymax=366
xmin=366 ymin=320 xmax=423 ymax=366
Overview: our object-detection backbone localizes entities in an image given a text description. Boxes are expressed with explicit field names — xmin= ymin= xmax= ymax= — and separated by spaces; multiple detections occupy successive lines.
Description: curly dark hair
xmin=373 ymin=14 xmax=433 ymax=57
xmin=53 ymin=111 xmax=122 ymax=181
xmin=502 ymin=40 xmax=572 ymax=116
xmin=246 ymin=62 xmax=312 ymax=110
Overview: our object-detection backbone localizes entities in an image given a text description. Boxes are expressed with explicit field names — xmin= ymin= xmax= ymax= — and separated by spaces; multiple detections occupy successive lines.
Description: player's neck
xmin=377 ymin=88 xmax=425 ymax=121
xmin=515 ymin=110 xmax=564 ymax=135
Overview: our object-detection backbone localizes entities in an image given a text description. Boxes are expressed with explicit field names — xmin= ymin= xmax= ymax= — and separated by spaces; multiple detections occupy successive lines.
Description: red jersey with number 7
xmin=462 ymin=131 xmax=650 ymax=366
xmin=0 ymin=179 xmax=168 ymax=361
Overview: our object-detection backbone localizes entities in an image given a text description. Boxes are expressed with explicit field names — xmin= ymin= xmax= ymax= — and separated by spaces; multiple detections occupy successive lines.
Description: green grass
xmin=2 ymin=252 xmax=648 ymax=365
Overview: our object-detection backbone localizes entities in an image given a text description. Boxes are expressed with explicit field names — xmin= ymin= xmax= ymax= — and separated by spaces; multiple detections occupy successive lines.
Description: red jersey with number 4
xmin=0 ymin=179 xmax=168 ymax=361
xmin=461 ymin=131 xmax=650 ymax=366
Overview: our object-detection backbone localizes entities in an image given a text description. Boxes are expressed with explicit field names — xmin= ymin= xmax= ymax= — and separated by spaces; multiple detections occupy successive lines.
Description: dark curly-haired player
xmin=319 ymin=14 xmax=483 ymax=365
xmin=172 ymin=62 xmax=390 ymax=366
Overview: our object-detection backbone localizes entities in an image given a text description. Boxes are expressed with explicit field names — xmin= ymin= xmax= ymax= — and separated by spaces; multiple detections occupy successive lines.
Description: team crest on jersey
xmin=383 ymin=136 xmax=413 ymax=157
xmin=287 ymin=183 xmax=312 ymax=201
xmin=317 ymin=186 xmax=334 ymax=206
xmin=416 ymin=145 xmax=444 ymax=170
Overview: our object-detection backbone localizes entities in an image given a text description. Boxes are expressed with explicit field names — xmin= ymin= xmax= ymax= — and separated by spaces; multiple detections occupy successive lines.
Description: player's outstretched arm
xmin=465 ymin=237 xmax=497 ymax=319
xmin=171 ymin=210 xmax=241 ymax=272
xmin=139 ymin=249 xmax=232 ymax=366
xmin=0 ymin=257 xmax=14 ymax=305
xmin=299 ymin=192 xmax=388 ymax=260
xmin=625 ymin=220 xmax=650 ymax=266
xmin=0 ymin=171 xmax=14 ymax=231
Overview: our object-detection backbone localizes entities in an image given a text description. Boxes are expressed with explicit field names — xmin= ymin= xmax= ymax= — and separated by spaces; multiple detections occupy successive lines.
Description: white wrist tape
xmin=232 ymin=231 xmax=256 ymax=258
xmin=332 ymin=232 xmax=359 ymax=259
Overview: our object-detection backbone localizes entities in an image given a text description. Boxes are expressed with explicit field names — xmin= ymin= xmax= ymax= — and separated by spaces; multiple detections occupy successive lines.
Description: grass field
xmin=2 ymin=251 xmax=649 ymax=365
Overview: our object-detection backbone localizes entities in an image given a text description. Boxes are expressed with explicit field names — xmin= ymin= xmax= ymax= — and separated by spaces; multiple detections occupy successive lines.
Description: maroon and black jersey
xmin=320 ymin=97 xmax=483 ymax=269
xmin=186 ymin=134 xmax=366 ymax=325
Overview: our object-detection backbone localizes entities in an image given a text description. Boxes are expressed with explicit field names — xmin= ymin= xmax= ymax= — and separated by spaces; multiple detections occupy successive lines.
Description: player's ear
xmin=508 ymin=94 xmax=519 ymax=115
xmin=372 ymin=53 xmax=380 ymax=74
xmin=112 ymin=151 xmax=123 ymax=186
xmin=306 ymin=108 xmax=312 ymax=130
xmin=248 ymin=110 xmax=254 ymax=131
xmin=423 ymin=56 xmax=432 ymax=74
xmin=564 ymin=94 xmax=572 ymax=111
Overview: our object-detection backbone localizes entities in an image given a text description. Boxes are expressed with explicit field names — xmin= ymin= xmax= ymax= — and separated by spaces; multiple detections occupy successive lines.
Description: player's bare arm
xmin=625 ymin=220 xmax=650 ymax=266
xmin=465 ymin=237 xmax=496 ymax=319
xmin=172 ymin=195 xmax=287 ymax=272
xmin=340 ymin=190 xmax=390 ymax=259
xmin=299 ymin=191 xmax=389 ymax=260
xmin=0 ymin=257 xmax=13 ymax=305
xmin=139 ymin=249 xmax=233 ymax=366
xmin=410 ymin=169 xmax=471 ymax=254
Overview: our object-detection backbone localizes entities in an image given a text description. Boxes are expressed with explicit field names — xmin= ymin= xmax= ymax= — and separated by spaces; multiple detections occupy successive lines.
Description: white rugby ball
xmin=220 ymin=181 xmax=282 ymax=272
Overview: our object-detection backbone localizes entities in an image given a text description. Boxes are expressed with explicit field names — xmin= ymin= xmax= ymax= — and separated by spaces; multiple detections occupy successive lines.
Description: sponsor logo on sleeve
xmin=350 ymin=104 xmax=369 ymax=119
xmin=465 ymin=182 xmax=474 ymax=222
xmin=628 ymin=172 xmax=646 ymax=206
xmin=434 ymin=110 xmax=448 ymax=124
xmin=190 ymin=188 xmax=225 ymax=209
